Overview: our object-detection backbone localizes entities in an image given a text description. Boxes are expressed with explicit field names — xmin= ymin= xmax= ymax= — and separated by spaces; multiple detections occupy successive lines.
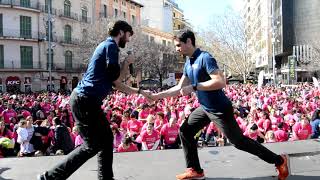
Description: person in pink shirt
xmin=141 ymin=115 xmax=155 ymax=133
xmin=1 ymin=104 xmax=17 ymax=125
xmin=274 ymin=122 xmax=289 ymax=142
xmin=243 ymin=124 xmax=265 ymax=142
xmin=292 ymin=115 xmax=312 ymax=140
xmin=141 ymin=122 xmax=160 ymax=151
xmin=265 ymin=130 xmax=276 ymax=143
xmin=203 ymin=121 xmax=219 ymax=146
xmin=120 ymin=110 xmax=130 ymax=133
xmin=117 ymin=134 xmax=138 ymax=153
xmin=160 ymin=117 xmax=180 ymax=149
xmin=138 ymin=104 xmax=150 ymax=122
xmin=112 ymin=125 xmax=123 ymax=152
xmin=154 ymin=112 xmax=167 ymax=131
xmin=127 ymin=112 xmax=143 ymax=139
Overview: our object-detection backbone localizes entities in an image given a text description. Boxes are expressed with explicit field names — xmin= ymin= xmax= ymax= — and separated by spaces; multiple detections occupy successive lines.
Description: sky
xmin=175 ymin=0 xmax=244 ymax=30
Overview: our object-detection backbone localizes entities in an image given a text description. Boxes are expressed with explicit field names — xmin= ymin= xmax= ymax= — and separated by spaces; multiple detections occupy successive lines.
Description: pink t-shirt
xmin=274 ymin=129 xmax=288 ymax=142
xmin=141 ymin=129 xmax=160 ymax=150
xmin=139 ymin=110 xmax=149 ymax=120
xmin=127 ymin=120 xmax=142 ymax=135
xmin=75 ymin=135 xmax=84 ymax=147
xmin=1 ymin=109 xmax=17 ymax=124
xmin=293 ymin=123 xmax=312 ymax=140
xmin=243 ymin=129 xmax=258 ymax=140
xmin=206 ymin=122 xmax=218 ymax=135
xmin=160 ymin=123 xmax=179 ymax=145
xmin=117 ymin=143 xmax=138 ymax=153
xmin=120 ymin=120 xmax=128 ymax=131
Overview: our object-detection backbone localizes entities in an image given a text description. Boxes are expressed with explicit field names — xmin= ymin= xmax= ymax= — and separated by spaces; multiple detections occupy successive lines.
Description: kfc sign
xmin=6 ymin=76 xmax=21 ymax=86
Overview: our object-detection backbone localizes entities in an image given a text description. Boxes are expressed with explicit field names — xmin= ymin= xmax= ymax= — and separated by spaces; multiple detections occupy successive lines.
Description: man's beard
xmin=119 ymin=36 xmax=126 ymax=48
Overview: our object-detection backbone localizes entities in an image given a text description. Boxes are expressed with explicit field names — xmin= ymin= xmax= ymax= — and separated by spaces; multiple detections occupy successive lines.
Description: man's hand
xmin=180 ymin=85 xmax=194 ymax=96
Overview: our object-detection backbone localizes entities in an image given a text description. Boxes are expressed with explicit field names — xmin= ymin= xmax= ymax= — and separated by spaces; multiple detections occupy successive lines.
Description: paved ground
xmin=1 ymin=140 xmax=320 ymax=180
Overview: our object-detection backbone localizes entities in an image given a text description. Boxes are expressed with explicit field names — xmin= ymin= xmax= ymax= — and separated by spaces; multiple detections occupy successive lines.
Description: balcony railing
xmin=0 ymin=28 xmax=39 ymax=40
xmin=0 ymin=0 xmax=40 ymax=11
xmin=58 ymin=9 xmax=79 ymax=21
xmin=39 ymin=5 xmax=58 ymax=15
xmin=0 ymin=60 xmax=41 ymax=70
xmin=46 ymin=62 xmax=87 ymax=73
xmin=80 ymin=16 xmax=91 ymax=24
xmin=57 ymin=36 xmax=80 ymax=45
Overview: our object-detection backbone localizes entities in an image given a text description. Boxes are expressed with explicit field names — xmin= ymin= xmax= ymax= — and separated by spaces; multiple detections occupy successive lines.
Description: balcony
xmin=0 ymin=61 xmax=42 ymax=72
xmin=79 ymin=16 xmax=91 ymax=24
xmin=0 ymin=28 xmax=39 ymax=41
xmin=58 ymin=9 xmax=79 ymax=21
xmin=47 ymin=62 xmax=87 ymax=73
xmin=57 ymin=36 xmax=80 ymax=45
xmin=39 ymin=4 xmax=58 ymax=15
xmin=0 ymin=0 xmax=40 ymax=12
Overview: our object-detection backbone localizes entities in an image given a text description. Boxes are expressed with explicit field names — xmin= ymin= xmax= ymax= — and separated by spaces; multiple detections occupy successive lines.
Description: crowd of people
xmin=0 ymin=83 xmax=320 ymax=158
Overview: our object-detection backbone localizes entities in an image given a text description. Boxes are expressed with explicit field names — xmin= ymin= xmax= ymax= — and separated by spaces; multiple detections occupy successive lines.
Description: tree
xmin=200 ymin=9 xmax=254 ymax=83
xmin=78 ymin=18 xmax=178 ymax=86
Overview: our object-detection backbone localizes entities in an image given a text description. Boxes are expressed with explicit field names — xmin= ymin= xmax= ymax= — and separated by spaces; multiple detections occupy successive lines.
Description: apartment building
xmin=0 ymin=0 xmax=94 ymax=92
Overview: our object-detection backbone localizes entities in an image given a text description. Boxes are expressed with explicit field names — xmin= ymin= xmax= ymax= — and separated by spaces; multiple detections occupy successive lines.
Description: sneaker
xmin=176 ymin=168 xmax=205 ymax=180
xmin=276 ymin=154 xmax=290 ymax=180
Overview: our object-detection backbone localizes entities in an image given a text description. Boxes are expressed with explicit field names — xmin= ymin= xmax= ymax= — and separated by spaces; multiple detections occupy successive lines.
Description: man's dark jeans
xmin=179 ymin=105 xmax=281 ymax=172
xmin=46 ymin=90 xmax=114 ymax=180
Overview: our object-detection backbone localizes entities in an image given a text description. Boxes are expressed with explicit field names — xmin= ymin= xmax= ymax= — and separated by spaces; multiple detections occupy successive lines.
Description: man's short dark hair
xmin=108 ymin=20 xmax=134 ymax=37
xmin=174 ymin=29 xmax=195 ymax=46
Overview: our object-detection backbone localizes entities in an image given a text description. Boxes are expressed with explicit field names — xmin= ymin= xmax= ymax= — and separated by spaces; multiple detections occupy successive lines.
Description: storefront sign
xmin=6 ymin=76 xmax=21 ymax=85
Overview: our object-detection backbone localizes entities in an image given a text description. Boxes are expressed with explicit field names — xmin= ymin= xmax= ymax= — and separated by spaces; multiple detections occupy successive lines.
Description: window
xmin=123 ymin=11 xmax=126 ymax=19
xmin=173 ymin=12 xmax=176 ymax=17
xmin=150 ymin=36 xmax=154 ymax=42
xmin=47 ymin=49 xmax=54 ymax=70
xmin=20 ymin=16 xmax=31 ymax=38
xmin=82 ymin=29 xmax=88 ymax=40
xmin=0 ymin=45 xmax=3 ymax=68
xmin=20 ymin=0 xmax=30 ymax=8
xmin=64 ymin=0 xmax=71 ymax=17
xmin=114 ymin=8 xmax=118 ymax=17
xmin=131 ymin=15 xmax=136 ymax=25
xmin=103 ymin=5 xmax=107 ymax=18
xmin=20 ymin=46 xmax=33 ymax=69
xmin=81 ymin=6 xmax=88 ymax=22
xmin=64 ymin=25 xmax=72 ymax=43
xmin=177 ymin=24 xmax=181 ymax=29
xmin=122 ymin=1 xmax=126 ymax=6
xmin=114 ymin=0 xmax=118 ymax=3
xmin=0 ymin=14 xmax=2 ymax=36
xmin=162 ymin=40 xmax=166 ymax=46
xmin=45 ymin=0 xmax=52 ymax=13
xmin=65 ymin=51 xmax=72 ymax=70
xmin=131 ymin=5 xmax=135 ymax=10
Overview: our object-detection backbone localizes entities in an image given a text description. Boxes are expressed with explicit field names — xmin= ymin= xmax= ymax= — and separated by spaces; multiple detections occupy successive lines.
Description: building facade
xmin=243 ymin=0 xmax=272 ymax=79
xmin=244 ymin=0 xmax=320 ymax=84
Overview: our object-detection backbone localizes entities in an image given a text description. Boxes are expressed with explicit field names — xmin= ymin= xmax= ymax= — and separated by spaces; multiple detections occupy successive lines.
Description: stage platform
xmin=1 ymin=140 xmax=320 ymax=180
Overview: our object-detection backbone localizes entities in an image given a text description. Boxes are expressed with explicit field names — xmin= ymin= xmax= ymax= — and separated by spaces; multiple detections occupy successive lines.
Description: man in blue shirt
xmin=151 ymin=30 xmax=289 ymax=180
xmin=38 ymin=21 xmax=150 ymax=180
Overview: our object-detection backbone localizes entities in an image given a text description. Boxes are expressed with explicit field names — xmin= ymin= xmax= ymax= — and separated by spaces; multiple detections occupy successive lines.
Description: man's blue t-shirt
xmin=183 ymin=48 xmax=231 ymax=112
xmin=75 ymin=37 xmax=119 ymax=101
